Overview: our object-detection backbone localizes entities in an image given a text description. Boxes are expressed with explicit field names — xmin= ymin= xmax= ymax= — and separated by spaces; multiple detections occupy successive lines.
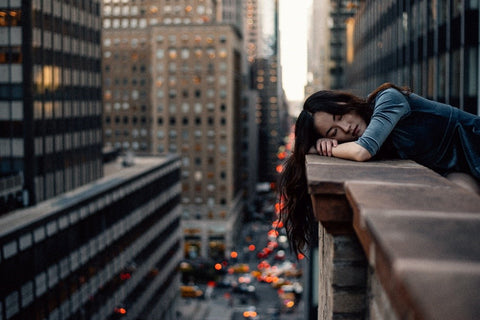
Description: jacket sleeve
xmin=355 ymin=88 xmax=411 ymax=156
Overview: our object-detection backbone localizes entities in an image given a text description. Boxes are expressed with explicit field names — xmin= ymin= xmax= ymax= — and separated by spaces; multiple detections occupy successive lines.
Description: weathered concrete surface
xmin=306 ymin=155 xmax=480 ymax=320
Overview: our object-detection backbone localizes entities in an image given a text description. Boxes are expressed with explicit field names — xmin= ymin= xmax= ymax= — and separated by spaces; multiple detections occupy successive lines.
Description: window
xmin=194 ymin=103 xmax=202 ymax=113
xmin=181 ymin=48 xmax=189 ymax=59
xmin=206 ymin=48 xmax=215 ymax=58
xmin=168 ymin=48 xmax=177 ymax=59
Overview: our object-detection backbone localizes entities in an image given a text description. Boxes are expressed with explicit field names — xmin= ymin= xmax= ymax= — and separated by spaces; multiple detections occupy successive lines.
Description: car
xmin=180 ymin=285 xmax=203 ymax=298
xmin=274 ymin=249 xmax=286 ymax=261
xmin=242 ymin=306 xmax=258 ymax=319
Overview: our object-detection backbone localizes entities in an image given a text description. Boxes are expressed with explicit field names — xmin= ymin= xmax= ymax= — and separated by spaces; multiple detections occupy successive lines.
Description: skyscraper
xmin=0 ymin=1 xmax=103 ymax=208
xmin=244 ymin=0 xmax=288 ymax=184
xmin=306 ymin=0 xmax=332 ymax=96
xmin=346 ymin=0 xmax=480 ymax=116
xmin=101 ymin=0 xmax=245 ymax=259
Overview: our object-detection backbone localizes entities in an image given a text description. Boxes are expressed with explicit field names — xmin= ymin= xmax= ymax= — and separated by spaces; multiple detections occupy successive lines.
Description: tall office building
xmin=328 ymin=0 xmax=359 ymax=89
xmin=346 ymin=0 xmax=480 ymax=116
xmin=244 ymin=0 xmax=288 ymax=184
xmin=101 ymin=0 xmax=245 ymax=259
xmin=0 ymin=155 xmax=182 ymax=320
xmin=305 ymin=0 xmax=332 ymax=96
xmin=0 ymin=1 xmax=103 ymax=209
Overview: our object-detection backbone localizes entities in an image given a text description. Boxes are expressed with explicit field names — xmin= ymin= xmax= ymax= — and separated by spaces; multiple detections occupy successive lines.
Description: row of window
xmin=34 ymin=159 xmax=102 ymax=202
xmin=33 ymin=101 xmax=102 ymax=120
xmin=105 ymin=128 xmax=227 ymax=141
xmin=34 ymin=130 xmax=102 ymax=155
xmin=104 ymin=73 xmax=226 ymax=88
xmin=103 ymin=139 xmax=228 ymax=155
xmin=104 ymin=87 xmax=228 ymax=102
xmin=105 ymin=114 xmax=227 ymax=126
xmin=32 ymin=28 xmax=101 ymax=57
xmin=182 ymin=209 xmax=228 ymax=221
xmin=103 ymin=34 xmax=227 ymax=48
xmin=103 ymin=16 xmax=211 ymax=28
xmin=104 ymin=61 xmax=227 ymax=76
xmin=33 ymin=66 xmax=101 ymax=93
xmin=103 ymin=4 xmax=209 ymax=16
xmin=182 ymin=192 xmax=227 ymax=206
xmin=0 ymin=9 xmax=21 ymax=26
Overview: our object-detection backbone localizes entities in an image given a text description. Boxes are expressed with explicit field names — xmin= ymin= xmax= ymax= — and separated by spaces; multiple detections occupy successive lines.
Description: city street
xmin=177 ymin=213 xmax=306 ymax=320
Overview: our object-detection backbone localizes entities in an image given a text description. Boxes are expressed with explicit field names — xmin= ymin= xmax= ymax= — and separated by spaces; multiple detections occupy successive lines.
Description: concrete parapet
xmin=306 ymin=156 xmax=480 ymax=320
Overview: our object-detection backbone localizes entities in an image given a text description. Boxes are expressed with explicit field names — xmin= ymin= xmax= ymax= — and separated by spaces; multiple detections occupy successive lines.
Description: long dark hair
xmin=278 ymin=82 xmax=410 ymax=256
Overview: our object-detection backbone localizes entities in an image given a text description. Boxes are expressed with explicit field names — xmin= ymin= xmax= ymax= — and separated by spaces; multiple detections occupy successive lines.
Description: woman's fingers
xmin=316 ymin=139 xmax=338 ymax=156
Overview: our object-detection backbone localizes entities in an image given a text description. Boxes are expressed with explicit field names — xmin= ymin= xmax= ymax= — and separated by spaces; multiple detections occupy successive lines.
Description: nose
xmin=338 ymin=120 xmax=351 ymax=133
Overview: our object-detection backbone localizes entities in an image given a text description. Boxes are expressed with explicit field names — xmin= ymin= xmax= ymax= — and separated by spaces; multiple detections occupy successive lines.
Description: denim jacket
xmin=356 ymin=88 xmax=480 ymax=179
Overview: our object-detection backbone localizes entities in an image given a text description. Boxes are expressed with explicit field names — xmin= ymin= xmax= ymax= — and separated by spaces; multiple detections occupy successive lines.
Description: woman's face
xmin=313 ymin=110 xmax=367 ymax=142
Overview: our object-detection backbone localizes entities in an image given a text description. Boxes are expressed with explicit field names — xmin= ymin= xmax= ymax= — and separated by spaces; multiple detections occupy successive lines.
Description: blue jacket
xmin=356 ymin=88 xmax=480 ymax=179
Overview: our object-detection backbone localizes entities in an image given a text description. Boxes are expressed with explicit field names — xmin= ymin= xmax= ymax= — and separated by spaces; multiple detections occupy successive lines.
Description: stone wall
xmin=306 ymin=156 xmax=480 ymax=320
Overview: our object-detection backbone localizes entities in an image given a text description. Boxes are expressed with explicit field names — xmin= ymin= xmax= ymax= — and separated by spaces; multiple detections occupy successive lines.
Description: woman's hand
xmin=316 ymin=138 xmax=338 ymax=157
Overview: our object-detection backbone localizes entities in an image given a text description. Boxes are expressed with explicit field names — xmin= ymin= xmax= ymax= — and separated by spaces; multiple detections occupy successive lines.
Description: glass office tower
xmin=347 ymin=0 xmax=480 ymax=115
xmin=0 ymin=0 xmax=103 ymax=207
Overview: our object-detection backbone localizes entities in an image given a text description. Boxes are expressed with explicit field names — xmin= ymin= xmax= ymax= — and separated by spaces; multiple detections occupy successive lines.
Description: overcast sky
xmin=279 ymin=0 xmax=310 ymax=102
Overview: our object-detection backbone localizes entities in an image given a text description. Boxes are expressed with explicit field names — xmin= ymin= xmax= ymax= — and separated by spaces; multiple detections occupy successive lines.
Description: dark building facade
xmin=0 ymin=0 xmax=103 ymax=208
xmin=0 ymin=155 xmax=182 ymax=320
xmin=346 ymin=0 xmax=480 ymax=115
xmin=245 ymin=0 xmax=289 ymax=183
xmin=329 ymin=0 xmax=360 ymax=89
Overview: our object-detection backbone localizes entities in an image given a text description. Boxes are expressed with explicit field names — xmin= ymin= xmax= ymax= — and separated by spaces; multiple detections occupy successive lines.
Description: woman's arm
xmin=332 ymin=142 xmax=372 ymax=161
xmin=356 ymin=88 xmax=411 ymax=157
xmin=315 ymin=138 xmax=372 ymax=161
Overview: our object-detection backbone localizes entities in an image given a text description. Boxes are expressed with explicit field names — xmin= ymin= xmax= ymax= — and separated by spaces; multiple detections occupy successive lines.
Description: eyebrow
xmin=325 ymin=114 xmax=335 ymax=137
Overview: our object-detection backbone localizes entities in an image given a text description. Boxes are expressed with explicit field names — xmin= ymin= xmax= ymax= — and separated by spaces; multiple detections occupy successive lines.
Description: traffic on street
xmin=176 ymin=193 xmax=306 ymax=320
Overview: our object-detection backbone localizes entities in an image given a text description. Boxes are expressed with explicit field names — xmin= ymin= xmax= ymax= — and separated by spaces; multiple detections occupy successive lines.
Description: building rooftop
xmin=0 ymin=154 xmax=178 ymax=238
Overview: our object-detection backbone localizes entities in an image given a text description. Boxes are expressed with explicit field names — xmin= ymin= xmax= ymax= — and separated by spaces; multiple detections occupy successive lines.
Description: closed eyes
xmin=327 ymin=115 xmax=342 ymax=138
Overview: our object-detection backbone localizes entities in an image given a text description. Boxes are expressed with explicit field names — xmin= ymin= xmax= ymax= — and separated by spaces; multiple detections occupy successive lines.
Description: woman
xmin=278 ymin=82 xmax=480 ymax=255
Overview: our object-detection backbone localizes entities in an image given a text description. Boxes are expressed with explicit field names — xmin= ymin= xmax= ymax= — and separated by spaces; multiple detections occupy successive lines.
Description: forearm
xmin=332 ymin=142 xmax=372 ymax=161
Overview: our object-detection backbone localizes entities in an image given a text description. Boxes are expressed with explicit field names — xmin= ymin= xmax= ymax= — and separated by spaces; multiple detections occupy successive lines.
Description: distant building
xmin=305 ymin=0 xmax=332 ymax=96
xmin=328 ymin=0 xmax=360 ymax=90
xmin=0 ymin=1 xmax=103 ymax=209
xmin=101 ymin=0 xmax=247 ymax=259
xmin=346 ymin=0 xmax=480 ymax=116
xmin=244 ymin=0 xmax=289 ymax=184
xmin=0 ymin=155 xmax=182 ymax=320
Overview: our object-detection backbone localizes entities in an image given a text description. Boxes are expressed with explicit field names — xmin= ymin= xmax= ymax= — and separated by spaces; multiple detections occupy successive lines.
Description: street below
xmin=177 ymin=213 xmax=306 ymax=320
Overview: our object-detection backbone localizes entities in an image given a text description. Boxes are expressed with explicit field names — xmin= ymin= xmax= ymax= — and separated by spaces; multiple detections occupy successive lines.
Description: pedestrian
xmin=278 ymin=82 xmax=480 ymax=255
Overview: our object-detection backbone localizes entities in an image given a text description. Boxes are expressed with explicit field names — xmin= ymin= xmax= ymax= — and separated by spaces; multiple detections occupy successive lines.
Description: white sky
xmin=279 ymin=0 xmax=310 ymax=102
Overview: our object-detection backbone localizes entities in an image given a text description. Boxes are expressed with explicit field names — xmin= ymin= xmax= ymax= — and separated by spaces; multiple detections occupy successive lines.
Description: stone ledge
xmin=306 ymin=155 xmax=480 ymax=320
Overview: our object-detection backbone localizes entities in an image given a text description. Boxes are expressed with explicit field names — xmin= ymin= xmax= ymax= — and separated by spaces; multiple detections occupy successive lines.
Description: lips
xmin=353 ymin=125 xmax=359 ymax=137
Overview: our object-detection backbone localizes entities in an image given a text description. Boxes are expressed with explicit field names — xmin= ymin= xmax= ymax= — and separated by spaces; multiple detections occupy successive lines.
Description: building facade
xmin=305 ymin=0 xmax=332 ymax=97
xmin=328 ymin=0 xmax=360 ymax=89
xmin=0 ymin=0 xmax=104 ymax=208
xmin=346 ymin=0 xmax=480 ymax=116
xmin=244 ymin=0 xmax=289 ymax=184
xmin=101 ymin=0 xmax=246 ymax=259
xmin=0 ymin=155 xmax=182 ymax=320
